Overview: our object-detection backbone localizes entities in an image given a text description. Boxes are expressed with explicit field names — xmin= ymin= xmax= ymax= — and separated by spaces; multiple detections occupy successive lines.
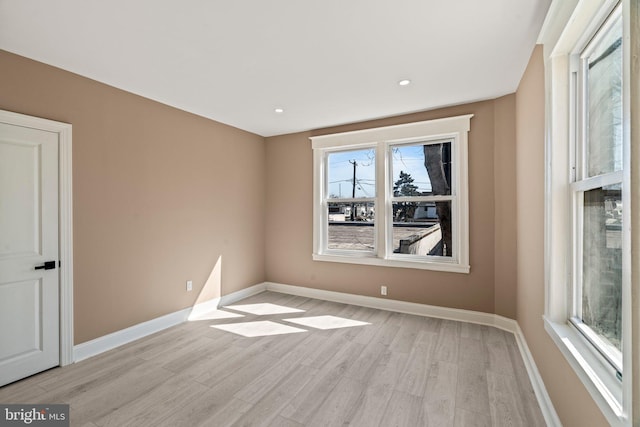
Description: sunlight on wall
xmin=188 ymin=255 xmax=230 ymax=321
xmin=197 ymin=255 xmax=223 ymax=304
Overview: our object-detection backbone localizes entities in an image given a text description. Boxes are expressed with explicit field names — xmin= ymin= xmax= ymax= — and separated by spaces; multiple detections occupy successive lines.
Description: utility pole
xmin=349 ymin=160 xmax=357 ymax=221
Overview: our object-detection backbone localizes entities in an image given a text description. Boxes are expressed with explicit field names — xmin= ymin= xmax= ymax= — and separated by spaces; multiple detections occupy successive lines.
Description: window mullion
xmin=378 ymin=141 xmax=388 ymax=258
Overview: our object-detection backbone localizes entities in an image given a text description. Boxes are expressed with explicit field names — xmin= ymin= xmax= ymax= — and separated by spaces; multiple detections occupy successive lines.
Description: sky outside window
xmin=327 ymin=149 xmax=375 ymax=198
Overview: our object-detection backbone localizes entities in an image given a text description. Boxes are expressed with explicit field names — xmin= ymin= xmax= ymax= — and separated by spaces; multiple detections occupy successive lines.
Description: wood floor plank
xmin=233 ymin=351 xmax=317 ymax=404
xmin=301 ymin=333 xmax=364 ymax=370
xmin=205 ymin=351 xmax=280 ymax=398
xmin=168 ymin=340 xmax=246 ymax=383
xmin=158 ymin=392 xmax=250 ymax=427
xmin=458 ymin=336 xmax=488 ymax=370
xmin=388 ymin=314 xmax=422 ymax=354
xmin=378 ymin=390 xmax=423 ymax=427
xmin=37 ymin=349 xmax=145 ymax=392
xmin=352 ymin=309 xmax=392 ymax=345
xmin=454 ymin=408 xmax=492 ymax=427
xmin=232 ymin=364 xmax=317 ymax=427
xmin=195 ymin=398 xmax=253 ymax=427
xmin=195 ymin=338 xmax=279 ymax=388
xmin=347 ymin=383 xmax=394 ymax=427
xmin=368 ymin=319 xmax=400 ymax=347
xmin=460 ymin=321 xmax=484 ymax=340
xmin=487 ymin=371 xmax=528 ymax=427
xmin=267 ymin=415 xmax=304 ymax=427
xmin=70 ymin=363 xmax=175 ymax=425
xmin=395 ymin=330 xmax=437 ymax=397
xmin=258 ymin=329 xmax=314 ymax=360
xmin=306 ymin=376 xmax=365 ymax=427
xmin=421 ymin=360 xmax=457 ymax=426
xmin=153 ymin=335 xmax=219 ymax=372
xmin=455 ymin=363 xmax=490 ymax=415
xmin=279 ymin=340 xmax=364 ymax=423
xmin=343 ymin=341 xmax=387 ymax=382
xmin=484 ymin=328 xmax=516 ymax=377
xmin=32 ymin=356 xmax=149 ymax=406
xmin=433 ymin=319 xmax=461 ymax=362
xmin=0 ymin=291 xmax=547 ymax=427
xmin=95 ymin=373 xmax=209 ymax=427
xmin=0 ymin=377 xmax=48 ymax=403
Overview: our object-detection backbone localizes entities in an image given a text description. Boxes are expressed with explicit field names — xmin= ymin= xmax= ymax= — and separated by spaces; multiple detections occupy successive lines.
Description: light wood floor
xmin=0 ymin=291 xmax=546 ymax=426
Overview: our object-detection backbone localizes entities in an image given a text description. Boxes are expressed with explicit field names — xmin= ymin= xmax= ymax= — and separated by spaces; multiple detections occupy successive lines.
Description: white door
xmin=0 ymin=121 xmax=60 ymax=387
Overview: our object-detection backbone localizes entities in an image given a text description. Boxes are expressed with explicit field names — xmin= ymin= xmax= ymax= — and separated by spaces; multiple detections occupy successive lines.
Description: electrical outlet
xmin=186 ymin=280 xmax=193 ymax=292
xmin=381 ymin=285 xmax=387 ymax=296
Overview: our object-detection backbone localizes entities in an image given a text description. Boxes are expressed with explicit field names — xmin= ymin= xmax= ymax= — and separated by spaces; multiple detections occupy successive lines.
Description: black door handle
xmin=35 ymin=261 xmax=56 ymax=270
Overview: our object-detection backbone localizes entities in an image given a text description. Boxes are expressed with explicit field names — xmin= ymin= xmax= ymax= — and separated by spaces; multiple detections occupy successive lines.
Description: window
xmin=541 ymin=1 xmax=635 ymax=425
xmin=311 ymin=115 xmax=472 ymax=273
xmin=391 ymin=141 xmax=454 ymax=258
xmin=570 ymin=8 xmax=624 ymax=373
xmin=326 ymin=148 xmax=376 ymax=252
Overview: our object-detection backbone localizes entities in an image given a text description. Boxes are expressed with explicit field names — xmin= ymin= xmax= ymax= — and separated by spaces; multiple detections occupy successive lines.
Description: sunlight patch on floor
xmin=283 ymin=315 xmax=370 ymax=330
xmin=224 ymin=303 xmax=305 ymax=316
xmin=189 ymin=309 xmax=245 ymax=321
xmin=211 ymin=320 xmax=307 ymax=337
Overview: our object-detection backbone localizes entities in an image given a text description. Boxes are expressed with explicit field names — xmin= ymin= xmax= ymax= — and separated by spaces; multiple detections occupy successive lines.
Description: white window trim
xmin=540 ymin=0 xmax=636 ymax=425
xmin=311 ymin=114 xmax=472 ymax=273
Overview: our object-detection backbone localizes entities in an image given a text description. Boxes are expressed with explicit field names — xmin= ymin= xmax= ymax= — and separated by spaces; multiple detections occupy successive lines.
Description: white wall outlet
xmin=186 ymin=280 xmax=193 ymax=292
xmin=381 ymin=285 xmax=387 ymax=296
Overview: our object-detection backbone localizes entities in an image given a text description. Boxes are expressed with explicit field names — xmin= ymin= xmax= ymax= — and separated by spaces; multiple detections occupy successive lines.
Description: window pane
xmin=327 ymin=202 xmax=375 ymax=251
xmin=327 ymin=149 xmax=375 ymax=199
xmin=582 ymin=185 xmax=622 ymax=350
xmin=586 ymin=14 xmax=623 ymax=177
xmin=392 ymin=142 xmax=451 ymax=196
xmin=392 ymin=201 xmax=452 ymax=257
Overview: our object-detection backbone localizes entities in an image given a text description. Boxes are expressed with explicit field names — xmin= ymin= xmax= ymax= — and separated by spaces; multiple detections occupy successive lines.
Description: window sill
xmin=312 ymin=253 xmax=470 ymax=273
xmin=543 ymin=316 xmax=627 ymax=426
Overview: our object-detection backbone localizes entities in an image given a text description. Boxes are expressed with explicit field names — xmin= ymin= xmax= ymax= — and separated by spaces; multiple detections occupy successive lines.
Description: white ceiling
xmin=0 ymin=0 xmax=551 ymax=137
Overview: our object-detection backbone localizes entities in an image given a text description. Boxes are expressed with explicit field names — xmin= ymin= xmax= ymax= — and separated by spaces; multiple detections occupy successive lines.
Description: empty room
xmin=0 ymin=0 xmax=638 ymax=426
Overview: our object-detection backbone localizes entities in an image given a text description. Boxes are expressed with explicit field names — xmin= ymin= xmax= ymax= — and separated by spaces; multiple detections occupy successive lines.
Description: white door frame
xmin=0 ymin=110 xmax=74 ymax=366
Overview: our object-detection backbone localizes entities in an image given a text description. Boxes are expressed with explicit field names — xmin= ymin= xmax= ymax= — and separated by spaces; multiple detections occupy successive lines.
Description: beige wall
xmin=515 ymin=45 xmax=608 ymax=426
xmin=493 ymin=94 xmax=517 ymax=319
xmin=265 ymin=99 xmax=517 ymax=316
xmin=0 ymin=50 xmax=266 ymax=344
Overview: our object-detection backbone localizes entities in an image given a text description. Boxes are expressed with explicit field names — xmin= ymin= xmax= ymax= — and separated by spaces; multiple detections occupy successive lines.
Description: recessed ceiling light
xmin=398 ymin=79 xmax=411 ymax=86
xmin=274 ymin=108 xmax=284 ymax=113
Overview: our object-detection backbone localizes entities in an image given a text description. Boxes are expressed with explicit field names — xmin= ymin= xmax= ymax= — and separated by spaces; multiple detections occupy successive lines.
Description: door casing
xmin=0 ymin=109 xmax=74 ymax=366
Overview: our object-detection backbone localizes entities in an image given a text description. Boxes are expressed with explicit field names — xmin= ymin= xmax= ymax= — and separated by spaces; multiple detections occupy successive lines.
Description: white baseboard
xmin=73 ymin=308 xmax=191 ymax=362
xmin=265 ymin=281 xmax=518 ymax=332
xmin=514 ymin=323 xmax=563 ymax=427
xmin=73 ymin=283 xmax=267 ymax=362
xmin=264 ymin=281 xmax=560 ymax=427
